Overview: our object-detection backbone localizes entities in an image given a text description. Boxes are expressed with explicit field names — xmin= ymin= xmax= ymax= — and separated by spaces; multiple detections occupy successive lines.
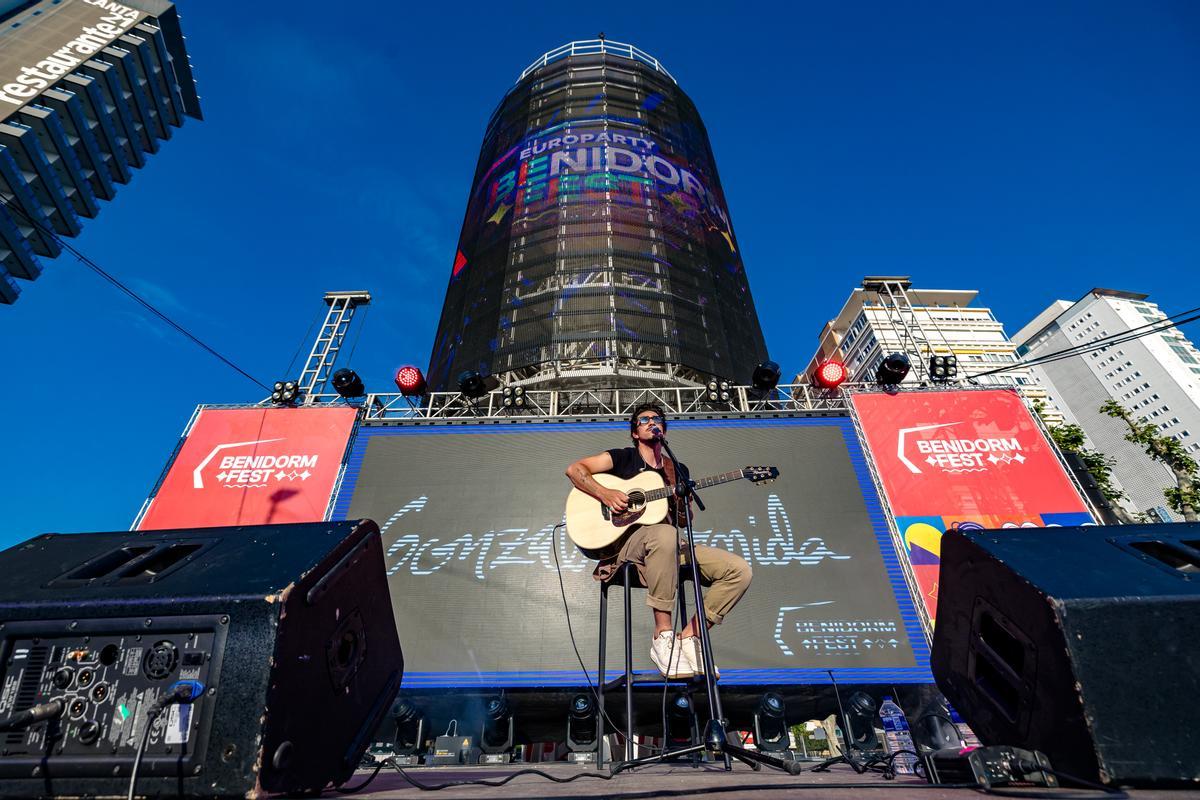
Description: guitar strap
xmin=660 ymin=456 xmax=684 ymax=527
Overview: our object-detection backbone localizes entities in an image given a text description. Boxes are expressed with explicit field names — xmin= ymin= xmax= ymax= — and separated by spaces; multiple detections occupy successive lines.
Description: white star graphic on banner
xmin=299 ymin=470 xmax=312 ymax=480
xmin=275 ymin=470 xmax=287 ymax=480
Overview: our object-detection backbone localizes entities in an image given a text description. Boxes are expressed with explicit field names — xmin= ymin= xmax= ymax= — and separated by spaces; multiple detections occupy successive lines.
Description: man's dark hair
xmin=629 ymin=403 xmax=668 ymax=438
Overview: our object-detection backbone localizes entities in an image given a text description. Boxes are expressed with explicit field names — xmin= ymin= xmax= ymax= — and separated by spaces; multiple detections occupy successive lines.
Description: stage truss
xmin=258 ymin=380 xmax=1040 ymax=423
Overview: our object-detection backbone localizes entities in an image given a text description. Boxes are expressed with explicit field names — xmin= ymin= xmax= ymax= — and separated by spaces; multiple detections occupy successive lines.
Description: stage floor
xmin=344 ymin=761 xmax=1200 ymax=800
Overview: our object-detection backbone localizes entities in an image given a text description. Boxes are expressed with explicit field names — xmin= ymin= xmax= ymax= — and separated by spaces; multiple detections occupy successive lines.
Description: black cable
xmin=390 ymin=759 xmax=613 ymax=790
xmin=126 ymin=710 xmax=159 ymax=800
xmin=389 ymin=758 xmax=974 ymax=794
xmin=967 ymin=306 xmax=1200 ymax=380
xmin=1015 ymin=760 xmax=1127 ymax=796
xmin=345 ymin=302 xmax=370 ymax=365
xmin=1004 ymin=304 xmax=1200 ymax=374
xmin=996 ymin=312 xmax=1200 ymax=376
xmin=0 ymin=195 xmax=270 ymax=392
xmin=335 ymin=756 xmax=389 ymax=794
xmin=126 ymin=683 xmax=200 ymax=800
xmin=284 ymin=307 xmax=324 ymax=379
xmin=549 ymin=523 xmax=663 ymax=755
xmin=975 ymin=786 xmax=1128 ymax=800
xmin=0 ymin=699 xmax=65 ymax=731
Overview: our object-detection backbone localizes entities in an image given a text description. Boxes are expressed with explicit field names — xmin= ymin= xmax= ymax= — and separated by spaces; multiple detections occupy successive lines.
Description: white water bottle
xmin=878 ymin=696 xmax=917 ymax=775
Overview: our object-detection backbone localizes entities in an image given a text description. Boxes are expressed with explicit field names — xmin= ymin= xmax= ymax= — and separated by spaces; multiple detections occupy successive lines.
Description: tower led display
xmin=428 ymin=40 xmax=768 ymax=391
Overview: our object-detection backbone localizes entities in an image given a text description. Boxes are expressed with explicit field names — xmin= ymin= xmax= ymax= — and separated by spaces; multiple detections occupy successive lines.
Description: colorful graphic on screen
xmin=849 ymin=389 xmax=1094 ymax=623
xmin=469 ymin=122 xmax=735 ymax=255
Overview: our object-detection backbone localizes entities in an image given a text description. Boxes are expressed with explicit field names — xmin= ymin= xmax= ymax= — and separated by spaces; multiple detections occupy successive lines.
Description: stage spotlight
xmin=501 ymin=385 xmax=526 ymax=408
xmin=394 ymin=366 xmax=427 ymax=397
xmin=331 ymin=368 xmax=365 ymax=398
xmin=875 ymin=353 xmax=911 ymax=386
xmin=271 ymin=380 xmax=301 ymax=405
xmin=458 ymin=370 xmax=500 ymax=400
xmin=752 ymin=360 xmax=782 ymax=392
xmin=706 ymin=379 xmax=732 ymax=403
xmin=479 ymin=695 xmax=514 ymax=762
xmin=842 ymin=691 xmax=881 ymax=752
xmin=753 ymin=692 xmax=791 ymax=754
xmin=565 ymin=693 xmax=598 ymax=760
xmin=666 ymin=691 xmax=700 ymax=747
xmin=928 ymin=354 xmax=957 ymax=383
xmin=813 ymin=359 xmax=848 ymax=390
xmin=911 ymin=702 xmax=962 ymax=752
xmin=389 ymin=698 xmax=426 ymax=763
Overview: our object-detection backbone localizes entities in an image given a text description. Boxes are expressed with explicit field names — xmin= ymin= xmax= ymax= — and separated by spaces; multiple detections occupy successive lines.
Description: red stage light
xmin=813 ymin=360 xmax=848 ymax=389
xmin=394 ymin=366 xmax=427 ymax=396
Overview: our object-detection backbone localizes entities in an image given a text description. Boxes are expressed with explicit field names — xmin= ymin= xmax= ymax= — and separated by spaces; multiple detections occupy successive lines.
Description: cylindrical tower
xmin=428 ymin=39 xmax=768 ymax=391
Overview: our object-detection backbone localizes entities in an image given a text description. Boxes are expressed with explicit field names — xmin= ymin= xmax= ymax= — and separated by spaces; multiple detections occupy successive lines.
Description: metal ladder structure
xmin=297 ymin=290 xmax=371 ymax=402
xmin=861 ymin=276 xmax=943 ymax=382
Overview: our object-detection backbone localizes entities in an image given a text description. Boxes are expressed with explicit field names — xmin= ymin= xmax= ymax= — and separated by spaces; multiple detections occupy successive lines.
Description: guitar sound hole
xmin=627 ymin=492 xmax=645 ymax=510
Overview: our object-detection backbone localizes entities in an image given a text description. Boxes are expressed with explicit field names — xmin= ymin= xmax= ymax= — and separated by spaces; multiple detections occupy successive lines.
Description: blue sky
xmin=2 ymin=0 xmax=1197 ymax=547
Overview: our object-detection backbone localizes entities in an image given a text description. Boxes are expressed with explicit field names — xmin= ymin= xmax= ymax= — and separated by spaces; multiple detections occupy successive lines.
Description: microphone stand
xmin=610 ymin=431 xmax=803 ymax=777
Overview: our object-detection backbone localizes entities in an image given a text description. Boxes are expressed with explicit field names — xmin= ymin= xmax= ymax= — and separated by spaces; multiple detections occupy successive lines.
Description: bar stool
xmin=595 ymin=560 xmax=706 ymax=766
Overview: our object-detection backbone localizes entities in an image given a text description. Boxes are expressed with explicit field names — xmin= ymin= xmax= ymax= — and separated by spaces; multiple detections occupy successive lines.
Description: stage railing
xmin=517 ymin=38 xmax=676 ymax=84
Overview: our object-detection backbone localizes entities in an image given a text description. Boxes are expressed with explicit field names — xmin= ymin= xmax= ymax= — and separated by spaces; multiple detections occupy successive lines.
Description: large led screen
xmin=333 ymin=416 xmax=931 ymax=688
xmin=428 ymin=55 xmax=768 ymax=390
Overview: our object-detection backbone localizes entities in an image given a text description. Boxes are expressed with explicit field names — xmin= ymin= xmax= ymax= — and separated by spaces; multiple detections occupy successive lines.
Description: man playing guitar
xmin=565 ymin=403 xmax=752 ymax=679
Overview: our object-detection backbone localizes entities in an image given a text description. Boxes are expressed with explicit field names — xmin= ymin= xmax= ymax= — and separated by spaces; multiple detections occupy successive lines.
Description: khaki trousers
xmin=614 ymin=523 xmax=752 ymax=625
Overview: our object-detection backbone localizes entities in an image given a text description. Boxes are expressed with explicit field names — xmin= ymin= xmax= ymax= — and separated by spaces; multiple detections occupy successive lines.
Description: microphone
xmin=649 ymin=424 xmax=664 ymax=441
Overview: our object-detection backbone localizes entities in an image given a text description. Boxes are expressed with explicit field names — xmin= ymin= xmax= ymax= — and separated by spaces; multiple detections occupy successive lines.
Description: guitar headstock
xmin=742 ymin=466 xmax=780 ymax=484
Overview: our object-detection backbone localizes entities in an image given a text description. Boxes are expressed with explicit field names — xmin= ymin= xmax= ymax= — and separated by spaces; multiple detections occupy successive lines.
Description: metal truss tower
xmin=296 ymin=290 xmax=371 ymax=401
xmin=860 ymin=277 xmax=951 ymax=383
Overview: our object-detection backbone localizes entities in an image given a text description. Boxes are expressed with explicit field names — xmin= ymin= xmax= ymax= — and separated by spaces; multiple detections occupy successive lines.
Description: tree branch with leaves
xmin=1032 ymin=400 xmax=1132 ymax=522
xmin=1100 ymin=400 xmax=1199 ymax=522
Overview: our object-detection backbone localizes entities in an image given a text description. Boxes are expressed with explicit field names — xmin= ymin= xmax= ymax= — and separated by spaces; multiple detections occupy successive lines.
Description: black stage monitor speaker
xmin=931 ymin=523 xmax=1200 ymax=787
xmin=0 ymin=519 xmax=402 ymax=799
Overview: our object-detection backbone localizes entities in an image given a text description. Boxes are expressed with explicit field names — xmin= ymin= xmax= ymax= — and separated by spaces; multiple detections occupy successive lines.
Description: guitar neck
xmin=643 ymin=470 xmax=744 ymax=502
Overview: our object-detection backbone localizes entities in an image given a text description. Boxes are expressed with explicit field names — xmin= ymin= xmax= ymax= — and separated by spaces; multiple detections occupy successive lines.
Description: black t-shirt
xmin=605 ymin=446 xmax=691 ymax=523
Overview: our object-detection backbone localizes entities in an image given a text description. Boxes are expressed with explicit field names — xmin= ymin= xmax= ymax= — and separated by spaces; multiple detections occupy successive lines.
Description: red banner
xmin=850 ymin=389 xmax=1092 ymax=622
xmin=138 ymin=407 xmax=357 ymax=530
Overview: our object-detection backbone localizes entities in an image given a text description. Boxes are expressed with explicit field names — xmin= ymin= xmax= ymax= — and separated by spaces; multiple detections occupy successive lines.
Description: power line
xmin=1 ymin=195 xmax=270 ymax=392
xmin=285 ymin=306 xmax=324 ymax=378
xmin=968 ymin=306 xmax=1200 ymax=380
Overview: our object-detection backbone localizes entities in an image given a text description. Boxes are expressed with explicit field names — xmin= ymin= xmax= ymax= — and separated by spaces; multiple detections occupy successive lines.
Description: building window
xmin=1170 ymin=345 xmax=1198 ymax=365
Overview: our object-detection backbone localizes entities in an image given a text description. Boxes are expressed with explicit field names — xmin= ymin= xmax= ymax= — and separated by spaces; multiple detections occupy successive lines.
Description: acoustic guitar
xmin=564 ymin=466 xmax=779 ymax=560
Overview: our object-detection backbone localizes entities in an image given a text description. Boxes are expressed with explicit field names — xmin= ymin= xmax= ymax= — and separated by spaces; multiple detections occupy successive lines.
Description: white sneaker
xmin=649 ymin=631 xmax=694 ymax=679
xmin=681 ymin=637 xmax=721 ymax=680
